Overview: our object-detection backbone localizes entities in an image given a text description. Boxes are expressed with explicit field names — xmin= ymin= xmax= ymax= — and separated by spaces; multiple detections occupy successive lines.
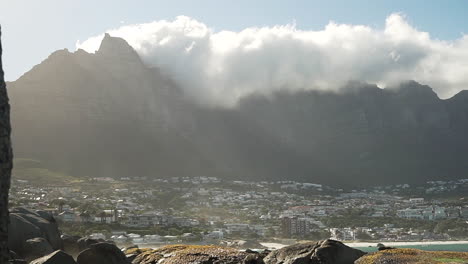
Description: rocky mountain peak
xmin=394 ymin=80 xmax=438 ymax=100
xmin=96 ymin=33 xmax=141 ymax=62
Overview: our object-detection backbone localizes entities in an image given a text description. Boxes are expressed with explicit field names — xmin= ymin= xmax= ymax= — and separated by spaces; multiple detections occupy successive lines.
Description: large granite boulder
xmin=8 ymin=260 xmax=27 ymax=264
xmin=355 ymin=248 xmax=468 ymax=264
xmin=221 ymin=240 xmax=266 ymax=249
xmin=8 ymin=207 xmax=62 ymax=256
xmin=8 ymin=250 xmax=27 ymax=264
xmin=121 ymin=245 xmax=140 ymax=262
xmin=23 ymin=237 xmax=54 ymax=262
xmin=36 ymin=210 xmax=57 ymax=222
xmin=8 ymin=213 xmax=43 ymax=254
xmin=76 ymin=242 xmax=129 ymax=264
xmin=77 ymin=237 xmax=100 ymax=252
xmin=61 ymin=234 xmax=81 ymax=257
xmin=0 ymin=27 xmax=13 ymax=264
xmin=131 ymin=244 xmax=264 ymax=264
xmin=263 ymin=239 xmax=366 ymax=264
xmin=30 ymin=250 xmax=77 ymax=264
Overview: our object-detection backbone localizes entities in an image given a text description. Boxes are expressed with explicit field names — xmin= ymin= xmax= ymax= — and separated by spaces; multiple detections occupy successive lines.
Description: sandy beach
xmin=345 ymin=240 xmax=468 ymax=248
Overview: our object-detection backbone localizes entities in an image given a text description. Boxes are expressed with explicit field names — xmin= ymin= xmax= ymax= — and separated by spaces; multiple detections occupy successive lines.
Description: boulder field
xmin=8 ymin=208 xmax=62 ymax=261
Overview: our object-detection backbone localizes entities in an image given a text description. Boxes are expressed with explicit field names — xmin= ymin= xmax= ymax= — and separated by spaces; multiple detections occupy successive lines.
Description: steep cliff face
xmin=0 ymin=26 xmax=14 ymax=263
xmin=8 ymin=35 xmax=468 ymax=186
xmin=9 ymin=34 xmax=213 ymax=179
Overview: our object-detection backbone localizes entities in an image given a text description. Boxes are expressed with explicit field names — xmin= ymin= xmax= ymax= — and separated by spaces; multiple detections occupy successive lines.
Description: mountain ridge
xmin=7 ymin=35 xmax=468 ymax=187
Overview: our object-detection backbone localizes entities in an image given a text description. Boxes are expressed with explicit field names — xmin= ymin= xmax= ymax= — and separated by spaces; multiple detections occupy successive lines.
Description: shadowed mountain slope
xmin=8 ymin=35 xmax=468 ymax=187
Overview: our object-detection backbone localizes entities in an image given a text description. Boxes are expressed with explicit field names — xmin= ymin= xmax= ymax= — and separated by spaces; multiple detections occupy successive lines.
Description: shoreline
xmin=345 ymin=240 xmax=468 ymax=247
xmin=261 ymin=240 xmax=468 ymax=250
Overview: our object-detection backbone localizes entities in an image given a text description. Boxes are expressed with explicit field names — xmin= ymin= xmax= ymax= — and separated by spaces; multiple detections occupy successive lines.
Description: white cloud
xmin=76 ymin=14 xmax=468 ymax=106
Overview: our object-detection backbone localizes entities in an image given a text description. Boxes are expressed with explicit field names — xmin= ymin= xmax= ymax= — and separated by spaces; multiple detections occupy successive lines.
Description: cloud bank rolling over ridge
xmin=77 ymin=14 xmax=468 ymax=106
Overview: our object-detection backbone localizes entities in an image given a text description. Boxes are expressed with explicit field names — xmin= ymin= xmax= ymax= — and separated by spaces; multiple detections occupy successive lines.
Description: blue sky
xmin=0 ymin=0 xmax=467 ymax=81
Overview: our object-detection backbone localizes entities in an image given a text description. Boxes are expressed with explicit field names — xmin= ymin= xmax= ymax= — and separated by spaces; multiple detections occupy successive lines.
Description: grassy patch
xmin=12 ymin=158 xmax=81 ymax=185
xmin=356 ymin=248 xmax=468 ymax=264
xmin=433 ymin=258 xmax=467 ymax=263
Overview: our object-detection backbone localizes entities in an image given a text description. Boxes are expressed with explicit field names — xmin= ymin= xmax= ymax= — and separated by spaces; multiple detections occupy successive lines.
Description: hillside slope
xmin=8 ymin=35 xmax=468 ymax=186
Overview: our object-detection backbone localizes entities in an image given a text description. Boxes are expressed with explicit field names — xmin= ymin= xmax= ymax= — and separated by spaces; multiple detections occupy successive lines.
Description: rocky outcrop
xmin=0 ymin=25 xmax=13 ymax=264
xmin=130 ymin=245 xmax=264 ymax=264
xmin=29 ymin=250 xmax=77 ymax=264
xmin=221 ymin=240 xmax=266 ymax=249
xmin=76 ymin=242 xmax=129 ymax=264
xmin=9 ymin=259 xmax=27 ymax=264
xmin=8 ymin=213 xmax=42 ymax=253
xmin=61 ymin=234 xmax=81 ymax=257
xmin=23 ymin=237 xmax=54 ymax=262
xmin=8 ymin=208 xmax=62 ymax=258
xmin=17 ymin=239 xmax=468 ymax=264
xmin=8 ymin=250 xmax=26 ymax=264
xmin=355 ymin=248 xmax=468 ymax=264
xmin=121 ymin=245 xmax=140 ymax=262
xmin=263 ymin=239 xmax=366 ymax=264
xmin=77 ymin=237 xmax=101 ymax=252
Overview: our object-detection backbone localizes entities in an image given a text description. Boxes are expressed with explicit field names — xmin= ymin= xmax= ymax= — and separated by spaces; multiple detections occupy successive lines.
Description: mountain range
xmin=7 ymin=34 xmax=468 ymax=187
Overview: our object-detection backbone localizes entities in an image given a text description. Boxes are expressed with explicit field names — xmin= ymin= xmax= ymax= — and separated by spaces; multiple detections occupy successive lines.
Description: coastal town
xmin=9 ymin=174 xmax=468 ymax=246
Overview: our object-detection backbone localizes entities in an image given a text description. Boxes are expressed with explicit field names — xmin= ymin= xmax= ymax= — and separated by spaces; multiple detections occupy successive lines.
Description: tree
xmin=0 ymin=25 xmax=13 ymax=263
xmin=77 ymin=201 xmax=101 ymax=215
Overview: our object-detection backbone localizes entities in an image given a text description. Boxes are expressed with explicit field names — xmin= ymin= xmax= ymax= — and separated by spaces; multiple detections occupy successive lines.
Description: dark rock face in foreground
xmin=77 ymin=242 xmax=129 ymax=264
xmin=23 ymin=237 xmax=54 ymax=262
xmin=61 ymin=234 xmax=81 ymax=258
xmin=8 ymin=208 xmax=62 ymax=258
xmin=76 ymin=237 xmax=101 ymax=252
xmin=263 ymin=239 xmax=366 ymax=264
xmin=29 ymin=250 xmax=77 ymax=264
xmin=0 ymin=25 xmax=13 ymax=264
xmin=355 ymin=248 xmax=468 ymax=264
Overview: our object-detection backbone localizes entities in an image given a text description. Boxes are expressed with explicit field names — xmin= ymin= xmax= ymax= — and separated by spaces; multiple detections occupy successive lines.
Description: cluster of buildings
xmin=9 ymin=176 xmax=468 ymax=242
xmin=397 ymin=205 xmax=468 ymax=220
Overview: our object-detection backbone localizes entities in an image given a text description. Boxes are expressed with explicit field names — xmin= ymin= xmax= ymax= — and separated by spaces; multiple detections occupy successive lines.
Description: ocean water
xmin=355 ymin=244 xmax=468 ymax=253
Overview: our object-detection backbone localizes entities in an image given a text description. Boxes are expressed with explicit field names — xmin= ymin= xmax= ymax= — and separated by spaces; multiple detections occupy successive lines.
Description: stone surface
xmin=8 ymin=260 xmax=27 ymax=264
xmin=76 ymin=242 xmax=129 ymax=264
xmin=263 ymin=239 xmax=366 ymax=264
xmin=29 ymin=250 xmax=77 ymax=264
xmin=7 ymin=213 xmax=42 ymax=254
xmin=131 ymin=244 xmax=264 ymax=264
xmin=355 ymin=248 xmax=468 ymax=264
xmin=61 ymin=234 xmax=81 ymax=257
xmin=221 ymin=240 xmax=266 ymax=249
xmin=8 ymin=250 xmax=27 ymax=264
xmin=23 ymin=237 xmax=54 ymax=262
xmin=122 ymin=245 xmax=140 ymax=262
xmin=11 ymin=208 xmax=62 ymax=249
xmin=77 ymin=237 xmax=100 ymax=252
xmin=8 ymin=208 xmax=62 ymax=257
xmin=0 ymin=25 xmax=13 ymax=264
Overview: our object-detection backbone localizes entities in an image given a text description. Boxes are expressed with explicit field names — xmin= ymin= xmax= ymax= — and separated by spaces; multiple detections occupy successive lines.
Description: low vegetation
xmin=356 ymin=248 xmax=468 ymax=264
xmin=13 ymin=158 xmax=81 ymax=185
